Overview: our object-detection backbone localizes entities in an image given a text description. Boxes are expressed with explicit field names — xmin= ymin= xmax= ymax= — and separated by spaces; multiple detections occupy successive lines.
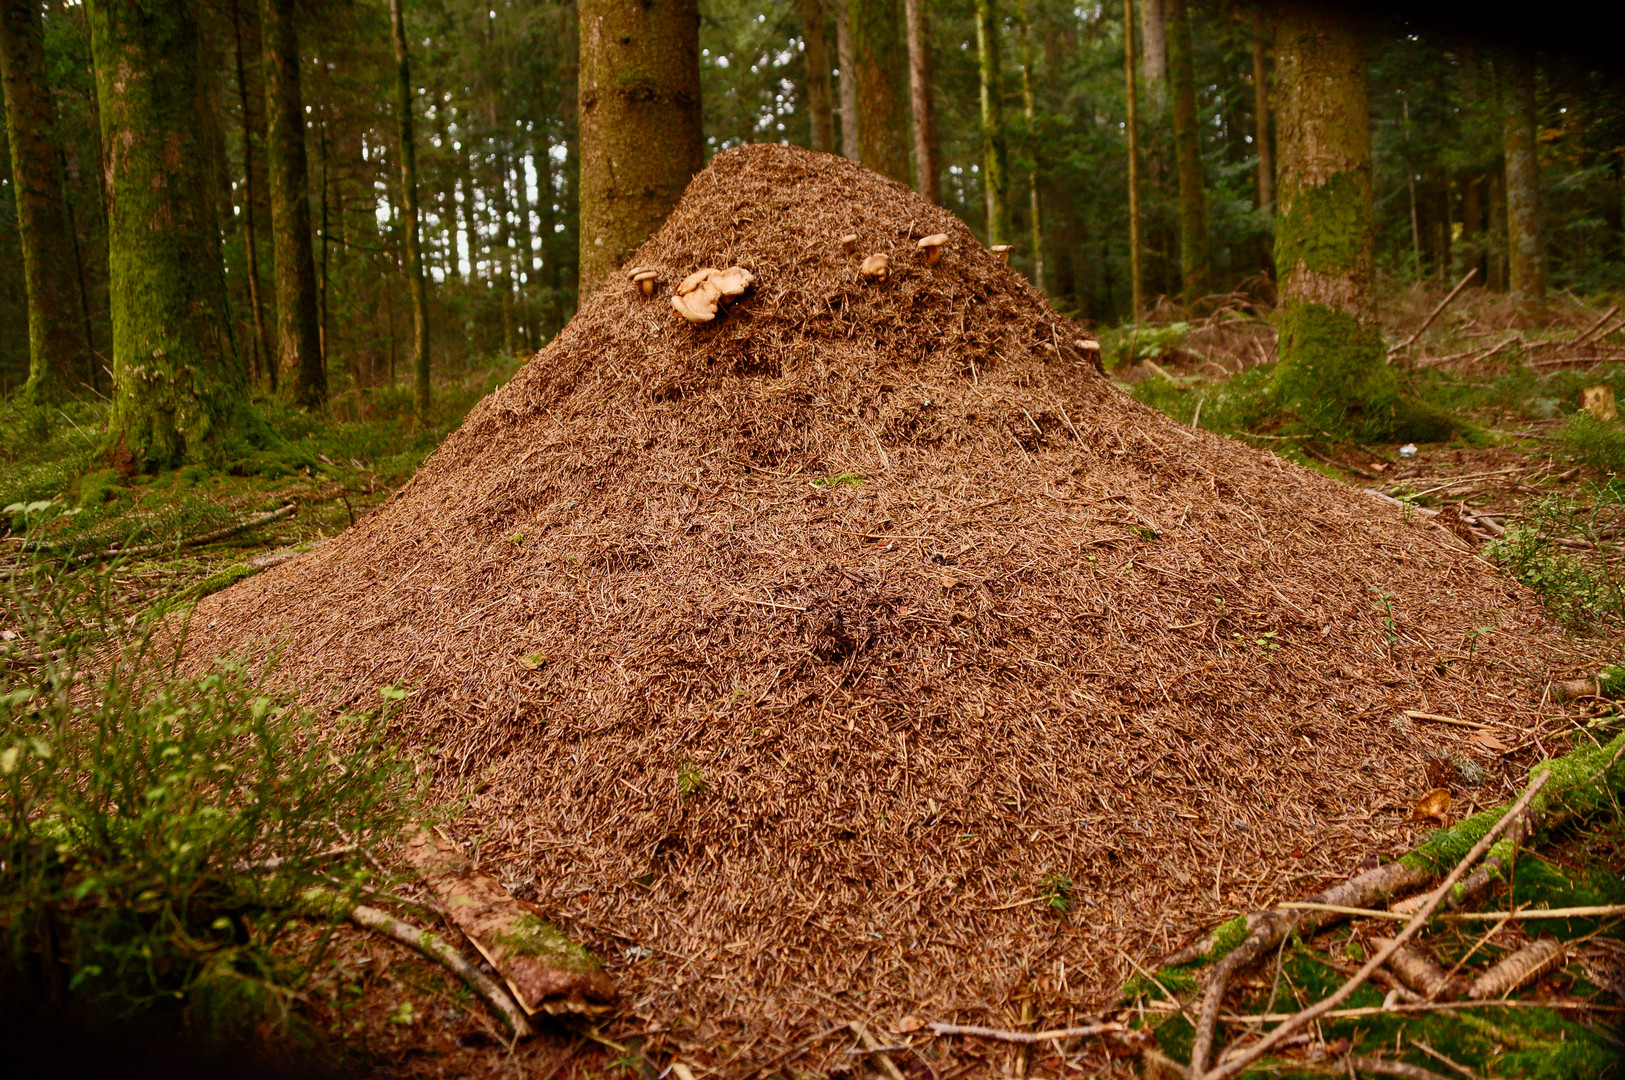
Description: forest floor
xmin=2 ymin=284 xmax=1623 ymax=1079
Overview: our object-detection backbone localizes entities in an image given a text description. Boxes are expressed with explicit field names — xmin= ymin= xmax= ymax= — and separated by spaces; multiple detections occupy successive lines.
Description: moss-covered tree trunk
xmin=577 ymin=0 xmax=702 ymax=292
xmin=228 ymin=0 xmax=272 ymax=392
xmin=1164 ymin=0 xmax=1208 ymax=305
xmin=849 ymin=0 xmax=909 ymax=185
xmin=1 ymin=0 xmax=89 ymax=401
xmin=800 ymin=0 xmax=835 ymax=154
xmin=388 ymin=0 xmax=430 ymax=416
xmin=1271 ymin=5 xmax=1444 ymax=442
xmin=1499 ymin=47 xmax=1543 ymax=308
xmin=834 ymin=0 xmax=859 ymax=161
xmin=260 ymin=0 xmax=324 ymax=406
xmin=88 ymin=0 xmax=253 ymax=470
xmin=903 ymin=0 xmax=937 ymax=203
xmin=973 ymin=0 xmax=1008 ymax=244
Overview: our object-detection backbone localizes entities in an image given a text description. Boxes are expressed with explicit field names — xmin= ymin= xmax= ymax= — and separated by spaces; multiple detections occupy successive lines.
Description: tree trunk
xmin=849 ymin=0 xmax=909 ymax=184
xmin=1123 ymin=0 xmax=1143 ymax=317
xmin=1018 ymin=0 xmax=1040 ymax=289
xmin=1487 ymin=157 xmax=1507 ymax=291
xmin=1251 ymin=6 xmax=1273 ymax=213
xmin=834 ymin=0 xmax=859 ymax=160
xmin=228 ymin=0 xmax=272 ymax=391
xmin=1 ymin=0 xmax=88 ymax=401
xmin=577 ymin=0 xmax=702 ymax=293
xmin=88 ymin=0 xmax=254 ymax=470
xmin=511 ymin=149 xmax=539 ymax=348
xmin=388 ymin=0 xmax=430 ymax=416
xmin=1140 ymin=0 xmax=1166 ymax=89
xmin=800 ymin=0 xmax=835 ymax=154
xmin=974 ymin=0 xmax=1008 ymax=244
xmin=1459 ymin=168 xmax=1485 ymax=284
xmin=903 ymin=0 xmax=937 ymax=203
xmin=260 ymin=0 xmax=324 ymax=406
xmin=1271 ymin=4 xmax=1441 ymax=442
xmin=1500 ymin=47 xmax=1543 ymax=308
xmin=1164 ymin=0 xmax=1208 ymax=305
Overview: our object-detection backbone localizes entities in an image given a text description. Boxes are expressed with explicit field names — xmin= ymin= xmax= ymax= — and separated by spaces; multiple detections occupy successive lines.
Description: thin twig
xmin=928 ymin=1021 xmax=1125 ymax=1044
xmin=1196 ymin=771 xmax=1551 ymax=1080
xmin=1390 ymin=268 xmax=1478 ymax=358
xmin=1278 ymin=901 xmax=1625 ymax=922
xmin=62 ymin=503 xmax=298 ymax=564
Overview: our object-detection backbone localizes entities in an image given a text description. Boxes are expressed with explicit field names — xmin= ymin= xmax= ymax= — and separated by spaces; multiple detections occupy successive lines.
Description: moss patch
xmin=492 ymin=914 xmax=603 ymax=975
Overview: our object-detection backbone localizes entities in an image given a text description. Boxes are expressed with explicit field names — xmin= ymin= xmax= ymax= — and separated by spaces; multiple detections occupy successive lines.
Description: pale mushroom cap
xmin=671 ymin=290 xmax=718 ymax=323
xmin=677 ymin=269 xmax=715 ymax=296
xmin=711 ymin=266 xmax=754 ymax=297
xmin=917 ymin=234 xmax=948 ymax=250
xmin=627 ymin=265 xmax=652 ymax=281
xmin=632 ymin=270 xmax=659 ymax=283
xmin=840 ymin=234 xmax=858 ymax=244
xmin=860 ymin=253 xmax=891 ymax=278
xmin=990 ymin=244 xmax=1014 ymax=253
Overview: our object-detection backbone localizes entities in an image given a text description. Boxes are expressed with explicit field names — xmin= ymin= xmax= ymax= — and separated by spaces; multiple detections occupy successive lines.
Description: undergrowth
xmin=1484 ymin=492 xmax=1625 ymax=630
xmin=0 ymin=553 xmax=417 ymax=1040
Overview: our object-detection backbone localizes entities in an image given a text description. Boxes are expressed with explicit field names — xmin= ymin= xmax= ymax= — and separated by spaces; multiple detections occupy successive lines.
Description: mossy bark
xmin=1123 ymin=0 xmax=1143 ymax=317
xmin=800 ymin=0 xmax=835 ymax=155
xmin=1270 ymin=5 xmax=1448 ymax=443
xmin=577 ymin=0 xmax=702 ymax=292
xmin=1164 ymin=0 xmax=1209 ymax=305
xmin=973 ymin=0 xmax=1008 ymax=244
xmin=903 ymin=0 xmax=937 ymax=204
xmin=1 ymin=0 xmax=89 ymax=401
xmin=387 ymin=0 xmax=430 ymax=417
xmin=1499 ymin=47 xmax=1543 ymax=308
xmin=228 ymin=0 xmax=272 ymax=392
xmin=850 ymin=0 xmax=910 ymax=186
xmin=260 ymin=0 xmax=325 ymax=406
xmin=88 ymin=0 xmax=255 ymax=471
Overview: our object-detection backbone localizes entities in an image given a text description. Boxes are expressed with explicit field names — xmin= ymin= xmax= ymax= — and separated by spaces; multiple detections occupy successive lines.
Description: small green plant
xmin=1231 ymin=630 xmax=1282 ymax=657
xmin=1040 ymin=873 xmax=1075 ymax=913
xmin=676 ymin=759 xmax=706 ymax=798
xmin=809 ymin=473 xmax=866 ymax=489
xmin=1369 ymin=587 xmax=1399 ymax=647
xmin=1560 ymin=409 xmax=1625 ymax=476
xmin=1463 ymin=624 xmax=1494 ymax=658
xmin=1486 ymin=525 xmax=1623 ymax=629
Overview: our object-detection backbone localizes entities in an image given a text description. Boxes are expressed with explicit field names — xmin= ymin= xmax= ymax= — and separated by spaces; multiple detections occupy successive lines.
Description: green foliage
xmin=0 ymin=558 xmax=415 ymax=1031
xmin=1039 ymin=873 xmax=1074 ymax=913
xmin=1099 ymin=322 xmax=1192 ymax=370
xmin=676 ymin=759 xmax=706 ymax=799
xmin=1123 ymin=365 xmax=1279 ymax=438
xmin=1560 ymin=411 xmax=1625 ymax=476
xmin=1484 ymin=497 xmax=1625 ymax=628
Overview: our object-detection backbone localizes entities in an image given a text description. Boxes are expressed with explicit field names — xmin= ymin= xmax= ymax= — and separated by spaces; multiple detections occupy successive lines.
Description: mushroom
xmin=1076 ymin=338 xmax=1103 ymax=373
xmin=671 ymin=266 xmax=754 ymax=324
xmin=840 ymin=234 xmax=859 ymax=255
xmin=632 ymin=269 xmax=660 ymax=297
xmin=626 ymin=265 xmax=652 ymax=281
xmin=990 ymin=244 xmax=1014 ymax=264
xmin=859 ymin=253 xmax=891 ymax=282
xmin=916 ymin=233 xmax=949 ymax=265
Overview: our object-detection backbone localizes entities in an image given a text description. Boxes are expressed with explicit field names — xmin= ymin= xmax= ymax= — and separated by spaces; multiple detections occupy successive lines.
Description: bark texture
xmin=1 ymin=0 xmax=88 ymax=400
xmin=577 ymin=0 xmax=703 ymax=292
xmin=1164 ymin=0 xmax=1209 ymax=303
xmin=1271 ymin=4 xmax=1445 ymax=442
xmin=974 ymin=0 xmax=1008 ymax=244
xmin=903 ymin=0 xmax=937 ymax=203
xmin=88 ymin=0 xmax=252 ymax=470
xmin=388 ymin=0 xmax=430 ymax=415
xmin=261 ymin=0 xmax=325 ymax=405
xmin=1018 ymin=0 xmax=1040 ymax=289
xmin=1123 ymin=0 xmax=1142 ymax=316
xmin=1140 ymin=0 xmax=1166 ymax=87
xmin=1500 ymin=47 xmax=1544 ymax=307
xmin=229 ymin=0 xmax=271 ymax=390
xmin=800 ymin=0 xmax=835 ymax=154
xmin=849 ymin=0 xmax=909 ymax=184
xmin=1251 ymin=6 xmax=1273 ymax=213
xmin=834 ymin=0 xmax=859 ymax=160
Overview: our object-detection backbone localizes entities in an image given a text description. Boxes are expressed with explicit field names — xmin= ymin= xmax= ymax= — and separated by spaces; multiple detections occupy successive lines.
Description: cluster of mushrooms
xmin=631 ymin=230 xmax=1023 ymax=325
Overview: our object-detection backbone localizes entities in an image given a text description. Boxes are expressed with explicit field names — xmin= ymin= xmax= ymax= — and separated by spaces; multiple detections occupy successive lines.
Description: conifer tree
xmin=974 ymin=0 xmax=1008 ymax=244
xmin=1164 ymin=0 xmax=1209 ymax=304
xmin=849 ymin=0 xmax=910 ymax=184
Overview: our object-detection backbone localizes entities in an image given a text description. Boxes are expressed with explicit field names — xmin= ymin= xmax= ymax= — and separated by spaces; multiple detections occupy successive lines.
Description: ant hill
xmin=186 ymin=144 xmax=1587 ymax=1067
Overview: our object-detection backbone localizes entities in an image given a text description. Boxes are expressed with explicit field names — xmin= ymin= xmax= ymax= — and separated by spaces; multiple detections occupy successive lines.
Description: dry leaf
xmin=1471 ymin=729 xmax=1509 ymax=753
xmin=1411 ymin=787 xmax=1452 ymax=824
xmin=941 ymin=573 xmax=966 ymax=589
xmin=896 ymin=1015 xmax=925 ymax=1033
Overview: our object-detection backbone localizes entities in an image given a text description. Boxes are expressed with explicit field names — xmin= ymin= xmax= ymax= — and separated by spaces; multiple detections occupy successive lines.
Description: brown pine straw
xmin=182 ymin=145 xmax=1604 ymax=1075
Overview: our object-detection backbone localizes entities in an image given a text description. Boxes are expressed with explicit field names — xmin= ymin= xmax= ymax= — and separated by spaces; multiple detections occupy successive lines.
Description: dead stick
xmin=65 ymin=503 xmax=298 ymax=563
xmin=1389 ymin=268 xmax=1478 ymax=357
xmin=928 ymin=1021 xmax=1125 ymax=1044
xmin=852 ymin=1021 xmax=905 ymax=1080
xmin=1197 ymin=771 xmax=1551 ymax=1080
xmin=1338 ymin=1055 xmax=1456 ymax=1080
xmin=348 ymin=903 xmax=535 ymax=1038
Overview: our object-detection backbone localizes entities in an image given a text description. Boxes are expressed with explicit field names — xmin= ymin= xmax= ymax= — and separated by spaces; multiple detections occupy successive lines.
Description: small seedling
xmin=520 ymin=653 xmax=549 ymax=670
xmin=508 ymin=533 xmax=524 ymax=545
xmin=1040 ymin=874 xmax=1075 ymax=913
xmin=1369 ymin=587 xmax=1399 ymax=647
xmin=676 ymin=759 xmax=706 ymax=798
xmin=809 ymin=473 xmax=866 ymax=489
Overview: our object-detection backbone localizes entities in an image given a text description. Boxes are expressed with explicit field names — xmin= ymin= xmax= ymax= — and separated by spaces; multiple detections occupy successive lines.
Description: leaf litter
xmin=180 ymin=145 xmax=1606 ymax=1075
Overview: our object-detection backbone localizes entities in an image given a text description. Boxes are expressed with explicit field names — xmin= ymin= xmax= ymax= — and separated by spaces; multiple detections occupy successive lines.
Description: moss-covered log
xmin=1269 ymin=5 xmax=1448 ymax=443
xmin=88 ymin=0 xmax=256 ymax=471
xmin=260 ymin=0 xmax=325 ymax=406
xmin=1 ymin=0 xmax=89 ymax=401
xmin=577 ymin=0 xmax=703 ymax=292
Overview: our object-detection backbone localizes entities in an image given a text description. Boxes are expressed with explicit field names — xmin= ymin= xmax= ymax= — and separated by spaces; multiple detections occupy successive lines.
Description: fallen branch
xmin=928 ymin=1021 xmax=1125 ymax=1044
xmin=1194 ymin=771 xmax=1551 ymax=1080
xmin=1403 ymin=710 xmax=1494 ymax=731
xmin=348 ymin=903 xmax=535 ymax=1038
xmin=1390 ymin=269 xmax=1479 ymax=358
xmin=1336 ymin=1055 xmax=1456 ymax=1080
xmin=1283 ymin=901 xmax=1625 ymax=922
xmin=63 ymin=503 xmax=298 ymax=564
